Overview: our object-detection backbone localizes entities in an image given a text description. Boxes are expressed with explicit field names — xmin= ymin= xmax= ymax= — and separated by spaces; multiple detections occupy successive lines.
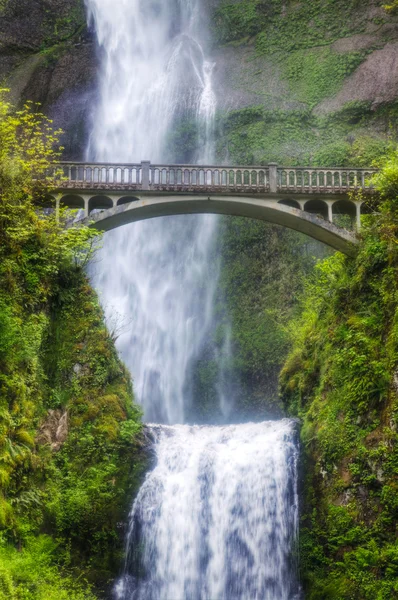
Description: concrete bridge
xmin=51 ymin=162 xmax=377 ymax=256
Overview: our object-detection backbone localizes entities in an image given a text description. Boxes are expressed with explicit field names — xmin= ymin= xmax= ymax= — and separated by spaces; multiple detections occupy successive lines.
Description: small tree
xmin=0 ymin=90 xmax=100 ymax=297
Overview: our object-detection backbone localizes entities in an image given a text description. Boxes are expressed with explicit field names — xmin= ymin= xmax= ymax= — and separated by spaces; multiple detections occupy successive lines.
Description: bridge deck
xmin=48 ymin=162 xmax=378 ymax=257
xmin=55 ymin=161 xmax=377 ymax=195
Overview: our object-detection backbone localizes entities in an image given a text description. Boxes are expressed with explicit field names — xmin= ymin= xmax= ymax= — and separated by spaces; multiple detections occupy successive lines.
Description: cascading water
xmin=85 ymin=0 xmax=301 ymax=597
xmin=117 ymin=421 xmax=300 ymax=600
xmin=86 ymin=0 xmax=219 ymax=424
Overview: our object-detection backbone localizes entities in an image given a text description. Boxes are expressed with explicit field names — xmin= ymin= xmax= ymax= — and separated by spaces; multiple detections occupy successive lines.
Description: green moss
xmin=282 ymin=48 xmax=367 ymax=108
xmin=216 ymin=102 xmax=397 ymax=166
xmin=0 ymin=97 xmax=147 ymax=597
xmin=214 ymin=0 xmax=383 ymax=52
xmin=280 ymin=162 xmax=398 ymax=597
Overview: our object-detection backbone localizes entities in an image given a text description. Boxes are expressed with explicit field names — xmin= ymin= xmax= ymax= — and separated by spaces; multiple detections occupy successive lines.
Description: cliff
xmin=0 ymin=0 xmax=97 ymax=158
xmin=280 ymin=163 xmax=398 ymax=598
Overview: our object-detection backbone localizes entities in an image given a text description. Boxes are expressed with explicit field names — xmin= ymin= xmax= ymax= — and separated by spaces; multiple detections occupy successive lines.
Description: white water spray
xmin=117 ymin=420 xmax=300 ymax=600
xmin=86 ymin=0 xmax=219 ymax=423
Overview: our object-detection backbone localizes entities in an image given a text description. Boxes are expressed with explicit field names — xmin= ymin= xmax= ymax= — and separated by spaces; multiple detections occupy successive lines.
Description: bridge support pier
xmin=356 ymin=202 xmax=362 ymax=231
xmin=141 ymin=161 xmax=150 ymax=190
xmin=326 ymin=201 xmax=334 ymax=223
xmin=55 ymin=194 xmax=61 ymax=223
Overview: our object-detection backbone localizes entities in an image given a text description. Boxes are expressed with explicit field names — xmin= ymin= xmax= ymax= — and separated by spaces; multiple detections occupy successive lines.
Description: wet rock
xmin=37 ymin=409 xmax=69 ymax=451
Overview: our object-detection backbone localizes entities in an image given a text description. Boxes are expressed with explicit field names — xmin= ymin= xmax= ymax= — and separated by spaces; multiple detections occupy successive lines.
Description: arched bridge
xmin=52 ymin=162 xmax=377 ymax=256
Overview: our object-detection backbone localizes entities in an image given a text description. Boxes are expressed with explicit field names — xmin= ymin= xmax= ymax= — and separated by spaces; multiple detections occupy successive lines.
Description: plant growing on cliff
xmin=280 ymin=154 xmax=398 ymax=599
xmin=0 ymin=92 xmax=144 ymax=597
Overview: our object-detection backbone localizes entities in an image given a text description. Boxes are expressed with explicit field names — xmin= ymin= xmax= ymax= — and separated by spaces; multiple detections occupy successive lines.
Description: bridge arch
xmin=277 ymin=199 xmax=301 ymax=210
xmin=332 ymin=199 xmax=357 ymax=229
xmin=74 ymin=194 xmax=359 ymax=256
xmin=304 ymin=199 xmax=329 ymax=220
xmin=89 ymin=195 xmax=114 ymax=213
xmin=117 ymin=196 xmax=141 ymax=206
xmin=59 ymin=194 xmax=85 ymax=210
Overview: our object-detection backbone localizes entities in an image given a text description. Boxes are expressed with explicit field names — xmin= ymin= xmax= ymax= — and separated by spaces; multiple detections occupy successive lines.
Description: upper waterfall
xmin=85 ymin=0 xmax=222 ymax=424
xmin=85 ymin=0 xmax=216 ymax=163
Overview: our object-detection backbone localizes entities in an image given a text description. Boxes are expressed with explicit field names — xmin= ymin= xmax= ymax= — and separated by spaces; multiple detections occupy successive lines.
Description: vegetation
xmin=215 ymin=102 xmax=397 ymax=167
xmin=280 ymin=154 xmax=398 ymax=598
xmin=213 ymin=0 xmax=384 ymax=49
xmin=0 ymin=92 xmax=146 ymax=597
xmin=214 ymin=219 xmax=326 ymax=418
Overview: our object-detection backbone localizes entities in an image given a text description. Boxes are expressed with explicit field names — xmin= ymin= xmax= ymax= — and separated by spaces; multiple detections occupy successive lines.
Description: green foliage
xmin=213 ymin=1 xmax=261 ymax=43
xmin=210 ymin=217 xmax=328 ymax=418
xmin=0 ymin=92 xmax=146 ymax=596
xmin=212 ymin=0 xmax=395 ymax=167
xmin=280 ymin=155 xmax=398 ymax=598
xmin=216 ymin=102 xmax=396 ymax=167
xmin=283 ymin=48 xmax=366 ymax=108
xmin=214 ymin=0 xmax=376 ymax=53
xmin=166 ymin=118 xmax=199 ymax=163
xmin=0 ymin=535 xmax=96 ymax=599
xmin=384 ymin=0 xmax=398 ymax=13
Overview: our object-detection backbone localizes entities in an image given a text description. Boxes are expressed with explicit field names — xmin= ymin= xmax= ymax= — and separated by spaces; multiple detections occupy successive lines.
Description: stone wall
xmin=0 ymin=0 xmax=97 ymax=157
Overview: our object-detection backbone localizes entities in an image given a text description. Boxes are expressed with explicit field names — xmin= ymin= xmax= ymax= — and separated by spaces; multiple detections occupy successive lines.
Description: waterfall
xmin=116 ymin=421 xmax=300 ymax=600
xmin=84 ymin=0 xmax=301 ymax=597
xmin=86 ymin=0 xmax=219 ymax=424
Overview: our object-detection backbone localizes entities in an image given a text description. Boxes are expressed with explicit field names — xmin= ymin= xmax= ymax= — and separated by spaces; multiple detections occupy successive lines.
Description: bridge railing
xmin=58 ymin=162 xmax=144 ymax=186
xmin=149 ymin=164 xmax=270 ymax=190
xmin=54 ymin=162 xmax=377 ymax=193
xmin=277 ymin=167 xmax=377 ymax=192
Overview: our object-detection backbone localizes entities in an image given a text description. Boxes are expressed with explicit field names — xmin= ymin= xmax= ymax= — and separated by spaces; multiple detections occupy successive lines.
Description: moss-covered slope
xmin=210 ymin=0 xmax=398 ymax=166
xmin=0 ymin=98 xmax=146 ymax=599
xmin=280 ymin=165 xmax=398 ymax=598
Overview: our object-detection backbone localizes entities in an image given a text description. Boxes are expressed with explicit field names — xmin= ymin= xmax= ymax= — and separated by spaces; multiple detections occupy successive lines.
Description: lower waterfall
xmin=115 ymin=420 xmax=301 ymax=600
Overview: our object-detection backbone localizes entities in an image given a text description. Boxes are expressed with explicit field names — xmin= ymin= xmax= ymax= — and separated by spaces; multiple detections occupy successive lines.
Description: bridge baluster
xmin=251 ymin=170 xmax=257 ymax=186
xmin=297 ymin=170 xmax=303 ymax=187
xmin=259 ymin=170 xmax=265 ymax=187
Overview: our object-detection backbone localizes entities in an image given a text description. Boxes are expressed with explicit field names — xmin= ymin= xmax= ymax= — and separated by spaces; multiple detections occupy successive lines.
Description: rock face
xmin=2 ymin=0 xmax=398 ymax=161
xmin=37 ymin=409 xmax=68 ymax=451
xmin=0 ymin=0 xmax=98 ymax=158
xmin=316 ymin=41 xmax=398 ymax=114
xmin=210 ymin=1 xmax=398 ymax=116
